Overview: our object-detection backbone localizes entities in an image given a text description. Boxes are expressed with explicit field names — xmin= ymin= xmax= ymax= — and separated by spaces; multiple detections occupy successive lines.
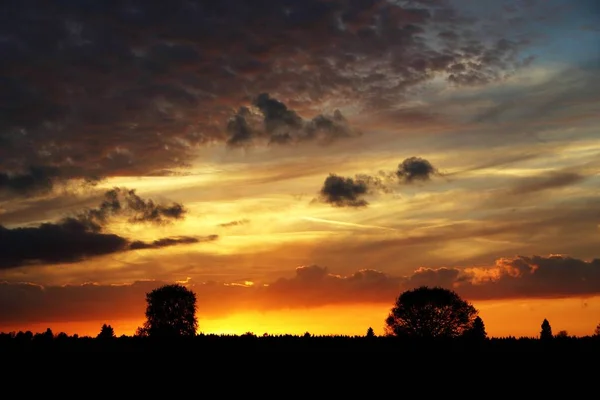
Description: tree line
xmin=1 ymin=284 xmax=600 ymax=351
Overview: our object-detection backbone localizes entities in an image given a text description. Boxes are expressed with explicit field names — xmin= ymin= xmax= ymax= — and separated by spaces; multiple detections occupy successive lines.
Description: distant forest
xmin=2 ymin=284 xmax=599 ymax=352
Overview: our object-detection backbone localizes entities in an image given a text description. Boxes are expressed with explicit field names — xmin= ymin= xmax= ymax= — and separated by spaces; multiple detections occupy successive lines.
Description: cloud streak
xmin=218 ymin=219 xmax=250 ymax=228
xmin=0 ymin=218 xmax=212 ymax=269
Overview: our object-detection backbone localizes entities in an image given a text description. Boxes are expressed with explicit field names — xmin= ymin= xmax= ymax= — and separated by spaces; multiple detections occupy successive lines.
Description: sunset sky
xmin=1 ymin=0 xmax=599 ymax=338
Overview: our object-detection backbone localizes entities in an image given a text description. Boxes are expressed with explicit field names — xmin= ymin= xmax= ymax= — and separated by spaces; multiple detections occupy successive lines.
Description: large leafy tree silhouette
xmin=385 ymin=286 xmax=478 ymax=338
xmin=138 ymin=284 xmax=198 ymax=338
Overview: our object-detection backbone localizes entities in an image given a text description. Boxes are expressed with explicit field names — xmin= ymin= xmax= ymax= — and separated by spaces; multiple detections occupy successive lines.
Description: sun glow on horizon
xmin=3 ymin=297 xmax=599 ymax=339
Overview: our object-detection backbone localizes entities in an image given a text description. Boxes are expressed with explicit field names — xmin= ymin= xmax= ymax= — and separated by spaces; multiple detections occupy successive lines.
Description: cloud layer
xmin=0 ymin=0 xmax=535 ymax=195
xmin=1 ymin=254 xmax=598 ymax=325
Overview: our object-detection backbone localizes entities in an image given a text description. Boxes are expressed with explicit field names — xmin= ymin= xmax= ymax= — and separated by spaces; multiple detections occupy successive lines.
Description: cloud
xmin=0 ymin=188 xmax=206 ymax=269
xmin=0 ymin=219 xmax=128 ymax=269
xmin=506 ymin=171 xmax=587 ymax=196
xmin=444 ymin=152 xmax=542 ymax=176
xmin=0 ymin=266 xmax=403 ymax=325
xmin=263 ymin=265 xmax=403 ymax=307
xmin=76 ymin=187 xmax=187 ymax=232
xmin=410 ymin=255 xmax=600 ymax=300
xmin=470 ymin=63 xmax=600 ymax=127
xmin=354 ymin=173 xmax=394 ymax=194
xmin=0 ymin=219 xmax=210 ymax=269
xmin=315 ymin=156 xmax=439 ymax=207
xmin=317 ymin=174 xmax=369 ymax=208
xmin=0 ymin=280 xmax=161 ymax=324
xmin=226 ymin=93 xmax=360 ymax=147
xmin=475 ymin=169 xmax=592 ymax=209
xmin=0 ymin=166 xmax=61 ymax=197
xmin=1 ymin=254 xmax=598 ymax=326
xmin=128 ymin=235 xmax=217 ymax=250
xmin=396 ymin=156 xmax=440 ymax=183
xmin=218 ymin=219 xmax=250 ymax=228
xmin=0 ymin=0 xmax=536 ymax=192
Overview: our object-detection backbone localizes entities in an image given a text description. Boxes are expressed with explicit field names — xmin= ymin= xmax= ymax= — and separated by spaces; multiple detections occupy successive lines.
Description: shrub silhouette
xmin=138 ymin=284 xmax=198 ymax=338
xmin=385 ymin=286 xmax=478 ymax=338
xmin=555 ymin=330 xmax=568 ymax=338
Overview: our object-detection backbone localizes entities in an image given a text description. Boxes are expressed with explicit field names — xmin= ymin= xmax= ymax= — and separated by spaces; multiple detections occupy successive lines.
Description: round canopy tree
xmin=140 ymin=284 xmax=198 ymax=338
xmin=385 ymin=286 xmax=478 ymax=338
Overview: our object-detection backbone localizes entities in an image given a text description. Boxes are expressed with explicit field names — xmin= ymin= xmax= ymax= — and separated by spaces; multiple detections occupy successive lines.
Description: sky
xmin=1 ymin=0 xmax=599 ymax=338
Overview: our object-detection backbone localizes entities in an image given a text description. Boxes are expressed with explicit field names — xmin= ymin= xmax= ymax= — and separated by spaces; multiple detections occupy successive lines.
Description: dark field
xmin=2 ymin=333 xmax=600 ymax=353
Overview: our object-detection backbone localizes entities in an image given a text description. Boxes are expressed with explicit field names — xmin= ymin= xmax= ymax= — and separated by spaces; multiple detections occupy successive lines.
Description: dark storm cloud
xmin=316 ymin=156 xmax=439 ymax=207
xmin=0 ymin=0 xmax=531 ymax=195
xmin=0 ymin=188 xmax=206 ymax=269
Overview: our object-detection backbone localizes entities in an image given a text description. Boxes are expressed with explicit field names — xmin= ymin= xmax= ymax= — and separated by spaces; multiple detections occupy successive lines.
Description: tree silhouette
xmin=97 ymin=324 xmax=115 ymax=339
xmin=366 ymin=327 xmax=375 ymax=338
xmin=385 ymin=286 xmax=478 ymax=338
xmin=540 ymin=318 xmax=553 ymax=340
xmin=42 ymin=328 xmax=53 ymax=341
xmin=464 ymin=316 xmax=487 ymax=341
xmin=594 ymin=323 xmax=600 ymax=337
xmin=140 ymin=284 xmax=198 ymax=338
xmin=556 ymin=330 xmax=569 ymax=338
xmin=134 ymin=326 xmax=149 ymax=338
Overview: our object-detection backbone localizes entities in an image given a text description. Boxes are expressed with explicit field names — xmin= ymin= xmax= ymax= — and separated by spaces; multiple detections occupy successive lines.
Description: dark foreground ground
xmin=2 ymin=334 xmax=598 ymax=393
xmin=2 ymin=333 xmax=600 ymax=353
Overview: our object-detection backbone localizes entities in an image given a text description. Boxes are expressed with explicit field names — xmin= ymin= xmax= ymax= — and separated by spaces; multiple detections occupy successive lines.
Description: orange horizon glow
xmin=3 ymin=297 xmax=599 ymax=339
